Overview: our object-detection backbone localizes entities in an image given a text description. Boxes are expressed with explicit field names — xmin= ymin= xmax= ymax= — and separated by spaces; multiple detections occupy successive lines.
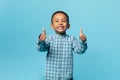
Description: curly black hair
xmin=51 ymin=11 xmax=69 ymax=24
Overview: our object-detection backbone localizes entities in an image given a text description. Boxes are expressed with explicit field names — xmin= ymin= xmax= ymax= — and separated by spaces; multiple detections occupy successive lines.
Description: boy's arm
xmin=36 ymin=28 xmax=49 ymax=52
xmin=79 ymin=41 xmax=88 ymax=53
xmin=72 ymin=38 xmax=87 ymax=54
xmin=72 ymin=29 xmax=88 ymax=54
xmin=36 ymin=39 xmax=48 ymax=52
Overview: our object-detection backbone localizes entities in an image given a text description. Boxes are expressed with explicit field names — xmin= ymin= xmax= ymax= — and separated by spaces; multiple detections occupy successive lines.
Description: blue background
xmin=0 ymin=0 xmax=120 ymax=80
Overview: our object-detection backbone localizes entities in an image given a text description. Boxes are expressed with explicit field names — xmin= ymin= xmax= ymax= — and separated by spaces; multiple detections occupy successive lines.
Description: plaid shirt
xmin=37 ymin=33 xmax=87 ymax=80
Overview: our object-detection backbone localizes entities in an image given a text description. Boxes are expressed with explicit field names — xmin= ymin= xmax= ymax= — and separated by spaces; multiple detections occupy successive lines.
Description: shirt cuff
xmin=81 ymin=40 xmax=87 ymax=44
xmin=37 ymin=39 xmax=45 ymax=45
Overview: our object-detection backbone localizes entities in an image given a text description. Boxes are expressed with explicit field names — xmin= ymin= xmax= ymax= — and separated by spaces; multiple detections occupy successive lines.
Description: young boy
xmin=37 ymin=11 xmax=87 ymax=80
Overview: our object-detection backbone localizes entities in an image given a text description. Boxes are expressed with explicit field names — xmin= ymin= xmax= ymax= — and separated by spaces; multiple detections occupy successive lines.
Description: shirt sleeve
xmin=36 ymin=36 xmax=50 ymax=52
xmin=72 ymin=37 xmax=87 ymax=54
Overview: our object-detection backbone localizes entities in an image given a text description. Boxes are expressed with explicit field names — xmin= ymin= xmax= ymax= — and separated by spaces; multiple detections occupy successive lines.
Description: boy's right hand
xmin=39 ymin=28 xmax=46 ymax=41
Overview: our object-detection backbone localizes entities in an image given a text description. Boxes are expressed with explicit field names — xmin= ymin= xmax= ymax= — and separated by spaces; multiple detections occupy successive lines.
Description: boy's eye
xmin=63 ymin=21 xmax=66 ymax=22
xmin=55 ymin=21 xmax=59 ymax=22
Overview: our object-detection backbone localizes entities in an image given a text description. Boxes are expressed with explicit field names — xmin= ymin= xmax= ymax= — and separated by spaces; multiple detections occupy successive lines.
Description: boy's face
xmin=51 ymin=13 xmax=70 ymax=34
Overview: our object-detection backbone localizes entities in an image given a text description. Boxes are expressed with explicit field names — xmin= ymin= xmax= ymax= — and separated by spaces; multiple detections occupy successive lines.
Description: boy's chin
xmin=55 ymin=31 xmax=66 ymax=35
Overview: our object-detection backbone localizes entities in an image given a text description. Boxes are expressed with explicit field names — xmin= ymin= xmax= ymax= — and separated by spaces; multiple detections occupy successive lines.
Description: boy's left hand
xmin=79 ymin=28 xmax=87 ymax=42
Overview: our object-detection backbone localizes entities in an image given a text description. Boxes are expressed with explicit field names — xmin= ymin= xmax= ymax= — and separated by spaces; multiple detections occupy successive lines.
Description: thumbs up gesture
xmin=79 ymin=28 xmax=87 ymax=42
xmin=39 ymin=28 xmax=46 ymax=41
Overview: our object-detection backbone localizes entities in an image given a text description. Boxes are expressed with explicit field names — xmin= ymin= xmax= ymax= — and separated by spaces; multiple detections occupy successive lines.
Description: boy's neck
xmin=55 ymin=32 xmax=66 ymax=36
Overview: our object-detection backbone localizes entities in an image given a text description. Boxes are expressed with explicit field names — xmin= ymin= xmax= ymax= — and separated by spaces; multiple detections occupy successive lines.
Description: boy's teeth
xmin=58 ymin=26 xmax=63 ymax=29
xmin=59 ymin=26 xmax=63 ymax=28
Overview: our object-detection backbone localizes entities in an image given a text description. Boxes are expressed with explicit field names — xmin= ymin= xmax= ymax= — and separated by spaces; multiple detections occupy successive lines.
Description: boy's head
xmin=51 ymin=11 xmax=70 ymax=34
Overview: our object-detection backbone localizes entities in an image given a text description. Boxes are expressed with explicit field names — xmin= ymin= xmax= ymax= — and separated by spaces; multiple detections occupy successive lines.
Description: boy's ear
xmin=67 ymin=24 xmax=70 ymax=29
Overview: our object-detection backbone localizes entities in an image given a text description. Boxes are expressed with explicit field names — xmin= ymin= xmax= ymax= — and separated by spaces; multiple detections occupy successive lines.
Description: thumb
xmin=42 ymin=27 xmax=46 ymax=35
xmin=80 ymin=28 xmax=83 ymax=36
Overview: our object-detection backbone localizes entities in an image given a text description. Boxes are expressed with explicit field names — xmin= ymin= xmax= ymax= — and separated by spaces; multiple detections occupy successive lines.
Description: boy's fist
xmin=39 ymin=28 xmax=46 ymax=41
xmin=80 ymin=28 xmax=87 ymax=42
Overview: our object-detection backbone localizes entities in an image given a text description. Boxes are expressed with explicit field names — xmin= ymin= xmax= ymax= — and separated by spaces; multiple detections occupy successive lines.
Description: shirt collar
xmin=55 ymin=32 xmax=66 ymax=38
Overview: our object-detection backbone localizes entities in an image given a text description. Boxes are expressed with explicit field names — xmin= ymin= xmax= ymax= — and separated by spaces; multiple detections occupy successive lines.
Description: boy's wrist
xmin=37 ymin=39 xmax=45 ymax=45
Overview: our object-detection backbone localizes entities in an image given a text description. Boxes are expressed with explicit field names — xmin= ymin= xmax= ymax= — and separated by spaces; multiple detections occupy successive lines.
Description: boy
xmin=37 ymin=11 xmax=87 ymax=80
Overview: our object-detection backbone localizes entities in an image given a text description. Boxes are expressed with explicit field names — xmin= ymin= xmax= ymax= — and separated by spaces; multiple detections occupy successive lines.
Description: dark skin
xmin=79 ymin=29 xmax=87 ymax=42
xmin=39 ymin=28 xmax=46 ymax=41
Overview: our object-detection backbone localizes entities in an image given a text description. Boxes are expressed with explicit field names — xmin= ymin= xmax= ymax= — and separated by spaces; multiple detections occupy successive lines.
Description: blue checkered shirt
xmin=37 ymin=33 xmax=87 ymax=80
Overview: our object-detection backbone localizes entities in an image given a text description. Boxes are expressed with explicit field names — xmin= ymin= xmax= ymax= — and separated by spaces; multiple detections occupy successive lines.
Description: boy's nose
xmin=59 ymin=21 xmax=63 ymax=25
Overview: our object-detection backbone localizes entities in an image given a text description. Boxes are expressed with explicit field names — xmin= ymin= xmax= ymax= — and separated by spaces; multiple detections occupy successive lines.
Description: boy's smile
xmin=56 ymin=26 xmax=65 ymax=32
xmin=51 ymin=13 xmax=70 ymax=34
